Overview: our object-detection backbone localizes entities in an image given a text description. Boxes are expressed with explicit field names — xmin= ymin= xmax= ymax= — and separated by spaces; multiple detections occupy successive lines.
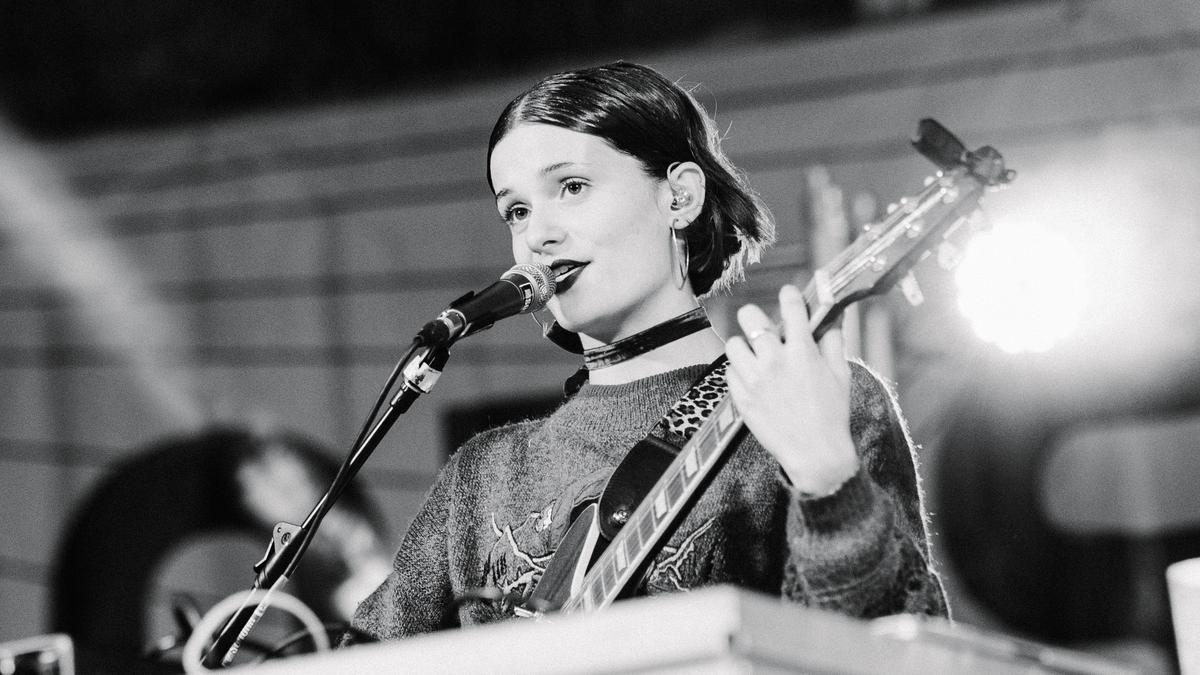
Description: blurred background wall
xmin=1 ymin=0 xmax=1199 ymax=670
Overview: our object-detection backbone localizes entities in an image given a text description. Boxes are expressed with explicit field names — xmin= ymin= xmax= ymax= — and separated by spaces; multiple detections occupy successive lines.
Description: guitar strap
xmin=592 ymin=354 xmax=731 ymax=529
xmin=658 ymin=355 xmax=730 ymax=442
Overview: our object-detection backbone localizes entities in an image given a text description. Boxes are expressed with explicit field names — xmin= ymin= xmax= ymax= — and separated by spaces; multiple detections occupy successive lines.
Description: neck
xmin=585 ymin=328 xmax=726 ymax=385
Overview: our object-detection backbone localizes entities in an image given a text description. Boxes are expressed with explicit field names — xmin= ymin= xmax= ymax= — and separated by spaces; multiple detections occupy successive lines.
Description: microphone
xmin=418 ymin=263 xmax=556 ymax=345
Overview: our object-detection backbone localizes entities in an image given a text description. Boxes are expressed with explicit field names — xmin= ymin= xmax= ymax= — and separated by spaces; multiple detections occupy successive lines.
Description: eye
xmin=560 ymin=178 xmax=588 ymax=197
xmin=501 ymin=204 xmax=530 ymax=226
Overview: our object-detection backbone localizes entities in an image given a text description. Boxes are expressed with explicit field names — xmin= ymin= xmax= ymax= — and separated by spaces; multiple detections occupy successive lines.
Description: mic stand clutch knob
xmin=252 ymin=523 xmax=302 ymax=578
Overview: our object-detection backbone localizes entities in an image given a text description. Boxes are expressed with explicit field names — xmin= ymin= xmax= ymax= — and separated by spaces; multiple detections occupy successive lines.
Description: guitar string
xmin=802 ymin=186 xmax=936 ymax=308
xmin=804 ymin=176 xmax=976 ymax=312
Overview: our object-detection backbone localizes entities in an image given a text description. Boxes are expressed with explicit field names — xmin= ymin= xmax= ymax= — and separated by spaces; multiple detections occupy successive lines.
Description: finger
xmin=724 ymin=335 xmax=755 ymax=370
xmin=726 ymin=335 xmax=772 ymax=395
xmin=736 ymin=303 xmax=782 ymax=359
xmin=777 ymin=281 xmax=816 ymax=348
xmin=777 ymin=282 xmax=825 ymax=362
xmin=735 ymin=302 xmax=771 ymax=332
xmin=817 ymin=320 xmax=850 ymax=383
xmin=777 ymin=284 xmax=809 ymax=337
xmin=724 ymin=360 xmax=763 ymax=418
xmin=724 ymin=360 xmax=749 ymax=399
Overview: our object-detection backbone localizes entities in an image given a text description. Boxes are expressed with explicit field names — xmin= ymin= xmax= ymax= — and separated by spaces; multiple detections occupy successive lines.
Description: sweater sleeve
xmin=781 ymin=361 xmax=949 ymax=618
xmin=348 ymin=454 xmax=461 ymax=640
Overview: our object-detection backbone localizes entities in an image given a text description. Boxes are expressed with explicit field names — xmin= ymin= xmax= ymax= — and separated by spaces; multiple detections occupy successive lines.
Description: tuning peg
xmin=937 ymin=241 xmax=963 ymax=270
xmin=899 ymin=271 xmax=924 ymax=306
xmin=885 ymin=198 xmax=916 ymax=215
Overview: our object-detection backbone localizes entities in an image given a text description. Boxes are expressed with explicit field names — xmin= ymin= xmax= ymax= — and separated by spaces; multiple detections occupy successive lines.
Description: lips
xmin=550 ymin=259 xmax=587 ymax=294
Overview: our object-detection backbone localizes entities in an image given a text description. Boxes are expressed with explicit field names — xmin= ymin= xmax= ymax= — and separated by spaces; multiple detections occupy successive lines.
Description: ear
xmin=664 ymin=161 xmax=706 ymax=228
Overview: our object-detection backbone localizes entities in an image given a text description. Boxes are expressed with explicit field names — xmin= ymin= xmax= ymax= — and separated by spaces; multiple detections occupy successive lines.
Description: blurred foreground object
xmin=49 ymin=426 xmax=390 ymax=673
xmin=0 ymin=634 xmax=74 ymax=674
xmin=273 ymin=586 xmax=1136 ymax=674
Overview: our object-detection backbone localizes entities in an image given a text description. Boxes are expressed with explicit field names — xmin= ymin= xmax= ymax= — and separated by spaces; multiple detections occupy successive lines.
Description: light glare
xmin=955 ymin=223 xmax=1087 ymax=353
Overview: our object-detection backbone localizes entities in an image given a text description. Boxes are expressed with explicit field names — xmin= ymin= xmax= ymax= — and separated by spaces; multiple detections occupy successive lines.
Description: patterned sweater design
xmin=352 ymin=361 xmax=948 ymax=639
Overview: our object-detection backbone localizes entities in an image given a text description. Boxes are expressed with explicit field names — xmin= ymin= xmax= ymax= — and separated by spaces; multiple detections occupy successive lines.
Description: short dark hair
xmin=488 ymin=61 xmax=775 ymax=296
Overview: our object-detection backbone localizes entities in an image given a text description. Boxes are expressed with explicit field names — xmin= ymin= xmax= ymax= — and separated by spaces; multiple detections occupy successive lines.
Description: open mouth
xmin=550 ymin=260 xmax=587 ymax=293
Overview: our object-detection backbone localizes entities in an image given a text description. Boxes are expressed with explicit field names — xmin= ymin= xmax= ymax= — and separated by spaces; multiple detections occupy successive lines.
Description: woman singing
xmin=351 ymin=61 xmax=947 ymax=639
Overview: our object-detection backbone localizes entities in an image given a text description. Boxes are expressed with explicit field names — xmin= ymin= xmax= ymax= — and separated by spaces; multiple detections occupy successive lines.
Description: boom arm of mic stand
xmin=201 ymin=343 xmax=451 ymax=668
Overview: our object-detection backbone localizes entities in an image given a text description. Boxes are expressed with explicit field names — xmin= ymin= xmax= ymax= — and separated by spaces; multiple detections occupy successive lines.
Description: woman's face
xmin=489 ymin=123 xmax=696 ymax=344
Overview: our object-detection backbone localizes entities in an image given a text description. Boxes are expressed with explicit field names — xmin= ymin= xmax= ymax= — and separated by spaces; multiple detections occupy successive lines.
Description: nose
xmin=522 ymin=210 xmax=566 ymax=255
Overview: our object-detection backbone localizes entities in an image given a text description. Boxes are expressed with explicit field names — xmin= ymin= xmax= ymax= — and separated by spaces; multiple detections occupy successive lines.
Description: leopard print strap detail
xmin=661 ymin=359 xmax=729 ymax=441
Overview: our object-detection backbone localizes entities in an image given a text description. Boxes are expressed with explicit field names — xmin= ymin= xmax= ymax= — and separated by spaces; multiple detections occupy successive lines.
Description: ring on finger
xmin=746 ymin=327 xmax=778 ymax=342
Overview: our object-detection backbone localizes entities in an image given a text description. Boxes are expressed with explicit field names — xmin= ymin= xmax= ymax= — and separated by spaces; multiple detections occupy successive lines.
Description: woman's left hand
xmin=725 ymin=283 xmax=859 ymax=496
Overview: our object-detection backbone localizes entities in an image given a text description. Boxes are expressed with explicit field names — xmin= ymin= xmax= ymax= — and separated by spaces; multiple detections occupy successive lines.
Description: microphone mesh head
xmin=507 ymin=263 xmax=556 ymax=312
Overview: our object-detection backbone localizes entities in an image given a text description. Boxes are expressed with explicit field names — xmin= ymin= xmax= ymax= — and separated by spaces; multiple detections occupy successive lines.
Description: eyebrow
xmin=494 ymin=161 xmax=581 ymax=203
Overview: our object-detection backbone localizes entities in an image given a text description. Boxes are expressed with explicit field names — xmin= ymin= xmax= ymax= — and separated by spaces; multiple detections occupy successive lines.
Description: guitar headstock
xmin=808 ymin=119 xmax=1014 ymax=339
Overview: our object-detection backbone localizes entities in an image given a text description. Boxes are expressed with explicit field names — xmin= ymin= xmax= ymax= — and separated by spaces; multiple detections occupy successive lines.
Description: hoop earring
xmin=529 ymin=308 xmax=551 ymax=334
xmin=671 ymin=225 xmax=689 ymax=290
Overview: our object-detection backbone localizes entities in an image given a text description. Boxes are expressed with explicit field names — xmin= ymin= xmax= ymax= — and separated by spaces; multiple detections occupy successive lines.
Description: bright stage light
xmin=954 ymin=221 xmax=1088 ymax=354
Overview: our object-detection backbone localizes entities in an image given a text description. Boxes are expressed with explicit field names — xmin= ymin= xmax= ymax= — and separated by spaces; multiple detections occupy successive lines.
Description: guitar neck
xmin=803 ymin=169 xmax=983 ymax=339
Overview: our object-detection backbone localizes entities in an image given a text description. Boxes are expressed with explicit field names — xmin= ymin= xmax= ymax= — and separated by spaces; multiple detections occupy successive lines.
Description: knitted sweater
xmin=351 ymin=361 xmax=947 ymax=639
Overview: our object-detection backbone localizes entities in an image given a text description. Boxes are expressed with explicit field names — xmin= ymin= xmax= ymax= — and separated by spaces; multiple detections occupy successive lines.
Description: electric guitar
xmin=517 ymin=119 xmax=1015 ymax=616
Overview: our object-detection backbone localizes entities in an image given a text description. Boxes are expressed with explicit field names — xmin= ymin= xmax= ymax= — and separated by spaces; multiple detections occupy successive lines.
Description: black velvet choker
xmin=582 ymin=307 xmax=711 ymax=370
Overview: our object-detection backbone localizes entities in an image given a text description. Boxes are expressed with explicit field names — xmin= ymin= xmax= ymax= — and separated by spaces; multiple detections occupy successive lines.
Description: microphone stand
xmin=200 ymin=339 xmax=451 ymax=669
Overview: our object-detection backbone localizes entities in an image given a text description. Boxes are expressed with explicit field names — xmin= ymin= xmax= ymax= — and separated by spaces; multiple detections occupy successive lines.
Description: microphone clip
xmin=416 ymin=291 xmax=476 ymax=347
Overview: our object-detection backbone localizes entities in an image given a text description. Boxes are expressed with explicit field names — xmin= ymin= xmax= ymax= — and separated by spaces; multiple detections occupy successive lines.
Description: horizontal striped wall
xmin=1 ymin=0 xmax=1198 ymax=645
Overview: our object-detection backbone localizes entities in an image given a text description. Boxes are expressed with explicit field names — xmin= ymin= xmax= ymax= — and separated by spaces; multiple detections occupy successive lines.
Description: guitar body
xmin=522 ymin=503 xmax=600 ymax=614
xmin=521 ymin=434 xmax=681 ymax=613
